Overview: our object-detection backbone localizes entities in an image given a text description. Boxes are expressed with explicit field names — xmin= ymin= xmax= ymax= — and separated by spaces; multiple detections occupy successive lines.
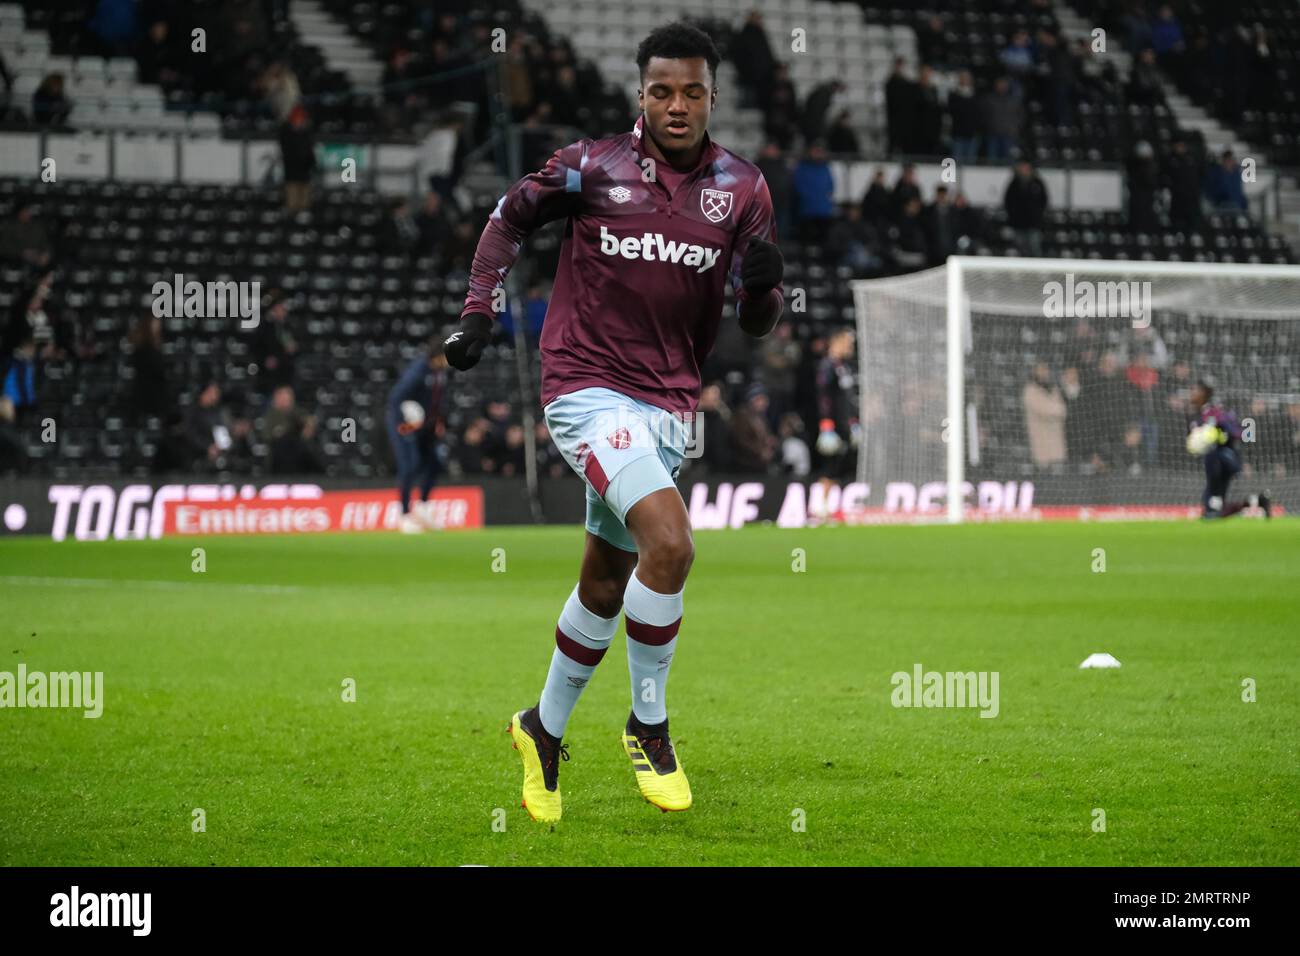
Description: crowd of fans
xmin=1 ymin=4 xmax=1295 ymax=483
xmin=1017 ymin=330 xmax=1300 ymax=481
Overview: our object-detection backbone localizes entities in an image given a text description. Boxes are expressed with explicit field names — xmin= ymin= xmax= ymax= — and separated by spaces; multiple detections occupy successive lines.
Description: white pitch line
xmin=0 ymin=576 xmax=304 ymax=594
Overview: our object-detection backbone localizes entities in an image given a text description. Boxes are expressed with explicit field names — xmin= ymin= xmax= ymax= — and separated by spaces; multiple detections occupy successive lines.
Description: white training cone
xmin=1079 ymin=653 xmax=1122 ymax=669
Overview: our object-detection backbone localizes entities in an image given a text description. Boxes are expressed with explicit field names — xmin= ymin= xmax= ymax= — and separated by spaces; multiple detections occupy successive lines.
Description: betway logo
xmin=599 ymin=226 xmax=721 ymax=274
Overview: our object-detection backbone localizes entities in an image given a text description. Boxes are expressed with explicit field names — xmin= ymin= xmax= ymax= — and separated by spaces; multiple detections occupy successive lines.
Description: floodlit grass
xmin=1 ymin=520 xmax=1296 ymax=865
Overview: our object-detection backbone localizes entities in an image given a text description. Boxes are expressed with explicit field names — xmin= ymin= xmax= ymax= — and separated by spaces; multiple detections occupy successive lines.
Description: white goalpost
xmin=852 ymin=257 xmax=1300 ymax=523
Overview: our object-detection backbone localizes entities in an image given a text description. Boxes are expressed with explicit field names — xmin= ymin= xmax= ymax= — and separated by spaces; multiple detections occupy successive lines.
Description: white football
xmin=1185 ymin=423 xmax=1218 ymax=455
xmin=400 ymin=400 xmax=425 ymax=427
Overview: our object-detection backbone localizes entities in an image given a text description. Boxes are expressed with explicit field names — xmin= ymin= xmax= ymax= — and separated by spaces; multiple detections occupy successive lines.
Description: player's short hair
xmin=636 ymin=22 xmax=720 ymax=84
xmin=1195 ymin=380 xmax=1214 ymax=399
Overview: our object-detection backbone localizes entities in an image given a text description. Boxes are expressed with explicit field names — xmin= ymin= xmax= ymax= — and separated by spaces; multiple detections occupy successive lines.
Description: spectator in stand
xmin=1038 ymin=28 xmax=1077 ymax=126
xmin=730 ymin=383 xmax=778 ymax=473
xmin=923 ymin=185 xmax=957 ymax=265
xmin=1080 ymin=351 xmax=1132 ymax=471
xmin=696 ymin=382 xmax=733 ymax=473
xmin=1286 ymin=403 xmax=1300 ymax=476
xmin=1122 ymin=1 xmax=1154 ymax=55
xmin=763 ymin=62 xmax=799 ymax=149
xmin=860 ymin=168 xmax=892 ymax=231
xmin=415 ymin=190 xmax=451 ymax=259
xmin=136 ymin=18 xmax=184 ymax=91
xmin=1127 ymin=48 xmax=1163 ymax=107
xmin=999 ymin=29 xmax=1035 ymax=93
xmin=483 ymin=399 xmax=514 ymax=449
xmin=951 ymin=191 xmax=985 ymax=250
xmin=891 ymin=197 xmax=929 ymax=270
xmin=792 ymin=142 xmax=836 ymax=241
xmin=548 ymin=65 xmax=582 ymax=128
xmin=88 ymin=0 xmax=140 ymax=57
xmin=1060 ymin=365 xmax=1087 ymax=464
xmin=757 ymin=322 xmax=801 ymax=425
xmin=253 ymin=290 xmax=297 ymax=391
xmin=522 ymin=283 xmax=549 ymax=343
xmin=825 ymin=110 xmax=860 ymax=155
xmin=755 ymin=141 xmax=792 ymax=239
xmin=884 ymin=57 xmax=916 ymax=156
xmin=915 ymin=15 xmax=948 ymax=67
xmin=534 ymin=420 xmax=566 ymax=479
xmin=1150 ymin=4 xmax=1186 ymax=71
xmin=890 ymin=163 xmax=922 ymax=221
xmin=0 ymin=200 xmax=53 ymax=267
xmin=778 ymin=413 xmax=811 ymax=477
xmin=501 ymin=36 xmax=535 ymax=119
xmin=1204 ymin=149 xmax=1248 ymax=212
xmin=1127 ymin=140 xmax=1160 ymax=232
xmin=495 ymin=423 xmax=527 ymax=478
xmin=440 ymin=220 xmax=480 ymax=275
xmin=456 ymin=417 xmax=495 ymax=476
xmin=1125 ymin=350 xmax=1160 ymax=466
xmin=497 ymin=284 xmax=546 ymax=344
xmin=382 ymin=197 xmax=421 ymax=258
xmin=165 ymin=379 xmax=248 ymax=474
xmin=825 ymin=203 xmax=882 ymax=272
xmin=518 ymin=102 xmax=559 ymax=173
xmin=4 ymin=270 xmax=66 ymax=364
xmin=912 ymin=66 xmax=943 ymax=156
xmin=733 ymin=10 xmax=776 ymax=109
xmin=0 ymin=396 xmax=25 ymax=474
xmin=32 ymin=74 xmax=71 ymax=128
xmin=1004 ymin=159 xmax=1049 ymax=257
xmin=947 ymin=71 xmax=980 ymax=163
xmin=1 ymin=340 xmax=36 ymax=422
xmin=1164 ymin=138 xmax=1204 ymax=230
xmin=262 ymin=385 xmax=323 ymax=475
xmin=0 ymin=51 xmax=13 ymax=121
xmin=279 ymin=104 xmax=317 ymax=212
xmin=260 ymin=61 xmax=301 ymax=121
xmin=1181 ymin=27 xmax=1214 ymax=105
xmin=801 ymin=79 xmax=844 ymax=146
xmin=127 ymin=315 xmax=169 ymax=422
xmin=982 ymin=76 xmax=1022 ymax=161
xmin=1022 ymin=363 xmax=1067 ymax=469
xmin=382 ymin=46 xmax=425 ymax=127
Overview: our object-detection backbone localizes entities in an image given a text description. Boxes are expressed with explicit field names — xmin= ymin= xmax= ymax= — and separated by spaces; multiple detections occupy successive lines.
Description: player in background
xmin=810 ymin=327 xmax=858 ymax=523
xmin=386 ymin=338 xmax=449 ymax=533
xmin=441 ymin=23 xmax=784 ymax=822
xmin=1188 ymin=381 xmax=1270 ymax=519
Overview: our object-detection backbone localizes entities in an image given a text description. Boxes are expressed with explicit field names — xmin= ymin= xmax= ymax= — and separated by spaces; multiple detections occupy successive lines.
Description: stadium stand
xmin=0 ymin=0 xmax=1296 ymax=485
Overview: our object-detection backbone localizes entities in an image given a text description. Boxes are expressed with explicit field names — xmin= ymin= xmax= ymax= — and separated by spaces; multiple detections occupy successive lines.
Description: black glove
xmin=741 ymin=237 xmax=783 ymax=298
xmin=442 ymin=312 xmax=493 ymax=371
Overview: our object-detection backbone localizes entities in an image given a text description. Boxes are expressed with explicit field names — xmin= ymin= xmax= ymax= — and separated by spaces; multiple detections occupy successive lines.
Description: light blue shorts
xmin=543 ymin=387 xmax=688 ymax=552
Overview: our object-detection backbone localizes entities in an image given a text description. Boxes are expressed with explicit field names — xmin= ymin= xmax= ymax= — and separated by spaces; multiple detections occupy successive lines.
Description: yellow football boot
xmin=621 ymin=712 xmax=692 ymax=812
xmin=508 ymin=706 xmax=568 ymax=824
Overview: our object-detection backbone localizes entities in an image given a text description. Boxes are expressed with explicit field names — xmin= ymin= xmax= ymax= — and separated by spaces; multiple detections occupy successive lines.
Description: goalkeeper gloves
xmin=816 ymin=419 xmax=845 ymax=456
xmin=741 ymin=237 xmax=784 ymax=298
xmin=442 ymin=312 xmax=493 ymax=371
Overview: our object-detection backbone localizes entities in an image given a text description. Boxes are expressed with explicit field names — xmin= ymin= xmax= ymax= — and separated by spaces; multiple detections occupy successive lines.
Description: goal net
xmin=851 ymin=258 xmax=1300 ymax=522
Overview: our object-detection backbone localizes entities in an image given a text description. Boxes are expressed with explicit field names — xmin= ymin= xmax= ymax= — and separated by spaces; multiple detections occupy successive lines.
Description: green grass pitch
xmin=1 ymin=520 xmax=1297 ymax=866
